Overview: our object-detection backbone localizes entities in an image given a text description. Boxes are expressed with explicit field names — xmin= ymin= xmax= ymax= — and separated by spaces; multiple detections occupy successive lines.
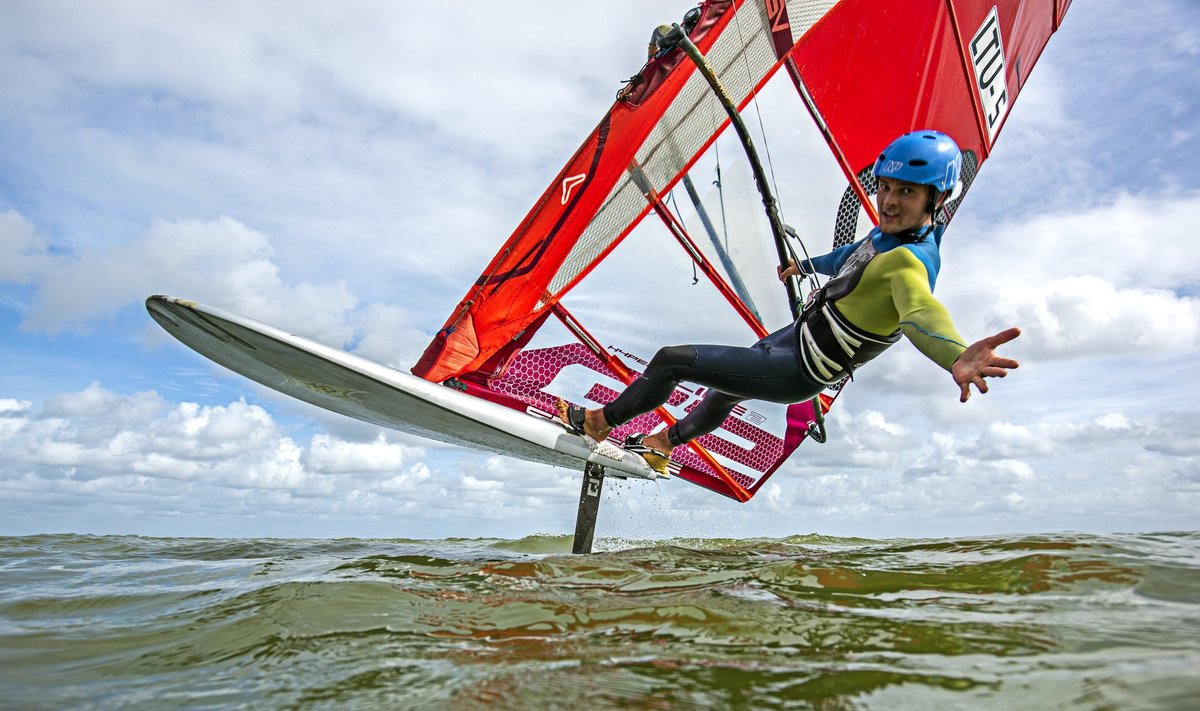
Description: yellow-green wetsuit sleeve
xmin=832 ymin=248 xmax=968 ymax=371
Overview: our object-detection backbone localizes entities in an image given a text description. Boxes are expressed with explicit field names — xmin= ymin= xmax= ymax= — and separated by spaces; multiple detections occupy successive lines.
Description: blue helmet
xmin=873 ymin=130 xmax=962 ymax=194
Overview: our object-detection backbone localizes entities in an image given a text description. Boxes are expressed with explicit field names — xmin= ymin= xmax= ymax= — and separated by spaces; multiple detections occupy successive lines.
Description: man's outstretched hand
xmin=951 ymin=327 xmax=1021 ymax=403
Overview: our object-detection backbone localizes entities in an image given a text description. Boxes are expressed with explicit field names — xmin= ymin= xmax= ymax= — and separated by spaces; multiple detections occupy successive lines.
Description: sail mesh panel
xmin=783 ymin=0 xmax=836 ymax=31
xmin=547 ymin=0 xmax=836 ymax=299
xmin=833 ymin=168 xmax=876 ymax=249
xmin=944 ymin=150 xmax=979 ymax=220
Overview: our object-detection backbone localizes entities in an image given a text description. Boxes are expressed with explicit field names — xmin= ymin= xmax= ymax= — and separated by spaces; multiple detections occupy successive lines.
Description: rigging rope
xmin=728 ymin=8 xmax=824 ymax=309
xmin=666 ymin=189 xmax=700 ymax=284
xmin=713 ymin=144 xmax=731 ymax=250
xmin=732 ymin=9 xmax=787 ymax=219
xmin=657 ymin=24 xmax=800 ymax=316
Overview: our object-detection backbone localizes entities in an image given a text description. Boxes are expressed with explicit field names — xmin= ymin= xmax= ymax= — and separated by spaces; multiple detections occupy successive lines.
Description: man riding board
xmin=559 ymin=130 xmax=1020 ymax=473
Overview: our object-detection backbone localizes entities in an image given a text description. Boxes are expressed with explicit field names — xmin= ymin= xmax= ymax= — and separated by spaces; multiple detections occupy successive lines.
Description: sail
xmin=413 ymin=0 xmax=1071 ymax=501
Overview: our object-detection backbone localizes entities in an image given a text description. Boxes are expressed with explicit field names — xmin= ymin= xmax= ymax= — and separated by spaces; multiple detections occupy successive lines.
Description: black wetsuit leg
xmin=671 ymin=390 xmax=744 ymax=445
xmin=600 ymin=345 xmax=695 ymax=428
xmin=602 ymin=323 xmax=822 ymax=444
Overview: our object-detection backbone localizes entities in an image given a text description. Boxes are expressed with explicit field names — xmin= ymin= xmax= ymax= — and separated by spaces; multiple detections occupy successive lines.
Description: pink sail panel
xmin=470 ymin=339 xmax=821 ymax=499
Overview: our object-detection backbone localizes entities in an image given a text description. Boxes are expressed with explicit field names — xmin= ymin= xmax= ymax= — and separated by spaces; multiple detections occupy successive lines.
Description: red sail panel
xmin=789 ymin=0 xmax=1067 ymax=186
xmin=413 ymin=0 xmax=742 ymax=383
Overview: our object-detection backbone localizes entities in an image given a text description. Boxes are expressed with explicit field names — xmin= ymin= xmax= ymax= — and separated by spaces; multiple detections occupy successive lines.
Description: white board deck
xmin=145 ymin=296 xmax=659 ymax=480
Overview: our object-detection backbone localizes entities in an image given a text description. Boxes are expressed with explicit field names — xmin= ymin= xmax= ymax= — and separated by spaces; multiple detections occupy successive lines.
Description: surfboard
xmin=145 ymin=296 xmax=661 ymax=481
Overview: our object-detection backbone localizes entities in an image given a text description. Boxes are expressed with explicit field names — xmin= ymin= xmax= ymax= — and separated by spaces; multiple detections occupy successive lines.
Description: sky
xmin=1 ymin=1 xmax=1197 ymax=541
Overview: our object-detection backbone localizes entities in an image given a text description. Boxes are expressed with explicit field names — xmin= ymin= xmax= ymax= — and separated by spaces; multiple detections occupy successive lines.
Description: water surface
xmin=2 ymin=532 xmax=1197 ymax=709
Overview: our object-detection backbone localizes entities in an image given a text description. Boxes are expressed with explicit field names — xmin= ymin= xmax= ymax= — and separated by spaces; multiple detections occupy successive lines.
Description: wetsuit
xmin=602 ymin=225 xmax=969 ymax=446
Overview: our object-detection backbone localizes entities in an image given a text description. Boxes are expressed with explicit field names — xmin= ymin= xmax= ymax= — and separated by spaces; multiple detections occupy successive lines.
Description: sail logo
xmin=560 ymin=173 xmax=586 ymax=204
xmin=969 ymin=6 xmax=1009 ymax=142
xmin=585 ymin=469 xmax=603 ymax=498
xmin=766 ymin=0 xmax=790 ymax=32
xmin=881 ymin=160 xmax=905 ymax=175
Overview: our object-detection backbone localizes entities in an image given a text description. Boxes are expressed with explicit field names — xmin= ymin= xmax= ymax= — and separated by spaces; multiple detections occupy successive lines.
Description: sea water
xmin=1 ymin=532 xmax=1198 ymax=709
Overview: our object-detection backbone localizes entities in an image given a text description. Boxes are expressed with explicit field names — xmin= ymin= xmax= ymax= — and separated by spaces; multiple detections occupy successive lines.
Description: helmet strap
xmin=892 ymin=223 xmax=934 ymax=243
xmin=927 ymin=189 xmax=951 ymax=223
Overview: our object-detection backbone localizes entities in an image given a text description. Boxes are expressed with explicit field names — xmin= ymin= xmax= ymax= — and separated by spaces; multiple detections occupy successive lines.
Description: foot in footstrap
xmin=555 ymin=397 xmax=590 ymax=437
xmin=624 ymin=433 xmax=671 ymax=475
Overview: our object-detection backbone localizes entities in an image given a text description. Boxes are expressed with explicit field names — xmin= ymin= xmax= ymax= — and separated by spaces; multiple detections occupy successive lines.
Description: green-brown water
xmin=2 ymin=532 xmax=1197 ymax=709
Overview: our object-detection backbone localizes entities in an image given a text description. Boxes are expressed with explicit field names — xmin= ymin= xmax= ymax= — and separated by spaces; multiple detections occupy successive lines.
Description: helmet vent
xmin=871 ymin=129 xmax=962 ymax=193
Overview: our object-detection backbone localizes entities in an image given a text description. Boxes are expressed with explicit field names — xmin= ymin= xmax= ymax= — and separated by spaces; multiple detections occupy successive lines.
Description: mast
xmin=657 ymin=23 xmax=801 ymax=319
xmin=679 ymin=173 xmax=762 ymax=322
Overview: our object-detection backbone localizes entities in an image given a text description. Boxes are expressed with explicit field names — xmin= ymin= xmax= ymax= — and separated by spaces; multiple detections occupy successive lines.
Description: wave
xmin=1 ymin=531 xmax=1197 ymax=709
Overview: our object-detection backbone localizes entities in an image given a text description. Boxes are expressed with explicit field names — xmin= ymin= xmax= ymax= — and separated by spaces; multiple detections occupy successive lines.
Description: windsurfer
xmin=559 ymin=130 xmax=1020 ymax=474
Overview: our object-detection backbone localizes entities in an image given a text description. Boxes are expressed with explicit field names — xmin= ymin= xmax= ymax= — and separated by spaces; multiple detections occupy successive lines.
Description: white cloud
xmin=376 ymin=463 xmax=432 ymax=494
xmin=4 ymin=210 xmax=432 ymax=371
xmin=43 ymin=380 xmax=166 ymax=422
xmin=971 ymin=413 xmax=1145 ymax=460
xmin=0 ymin=398 xmax=32 ymax=415
xmin=972 ymin=421 xmax=1062 ymax=458
xmin=305 ymin=432 xmax=422 ymax=474
xmin=0 ymin=211 xmax=50 ymax=283
xmin=2 ymin=377 xmax=1196 ymax=538
xmin=0 ymin=382 xmax=590 ymax=536
xmin=2 ymin=382 xmax=303 ymax=486
xmin=1009 ymin=192 xmax=1199 ymax=291
xmin=347 ymin=302 xmax=432 ymax=371
xmin=929 ymin=192 xmax=1200 ymax=365
xmin=991 ymin=275 xmax=1200 ymax=358
xmin=19 ymin=215 xmax=354 ymax=338
xmin=833 ymin=409 xmax=915 ymax=467
xmin=1142 ymin=411 xmax=1200 ymax=457
xmin=0 ymin=2 xmax=668 ymax=152
xmin=461 ymin=475 xmax=504 ymax=493
xmin=751 ymin=398 xmax=1200 ymax=537
xmin=0 ymin=1 xmax=679 ymax=293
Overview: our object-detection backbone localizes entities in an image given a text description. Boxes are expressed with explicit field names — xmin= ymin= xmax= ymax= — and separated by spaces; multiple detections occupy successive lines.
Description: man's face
xmin=876 ymin=176 xmax=934 ymax=234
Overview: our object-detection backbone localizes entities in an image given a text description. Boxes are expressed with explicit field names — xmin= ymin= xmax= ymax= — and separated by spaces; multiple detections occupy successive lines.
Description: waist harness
xmin=796 ymin=237 xmax=901 ymax=386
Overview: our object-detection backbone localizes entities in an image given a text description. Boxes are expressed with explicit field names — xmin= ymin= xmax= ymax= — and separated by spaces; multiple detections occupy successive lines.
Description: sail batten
xmin=632 ymin=163 xmax=769 ymax=338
